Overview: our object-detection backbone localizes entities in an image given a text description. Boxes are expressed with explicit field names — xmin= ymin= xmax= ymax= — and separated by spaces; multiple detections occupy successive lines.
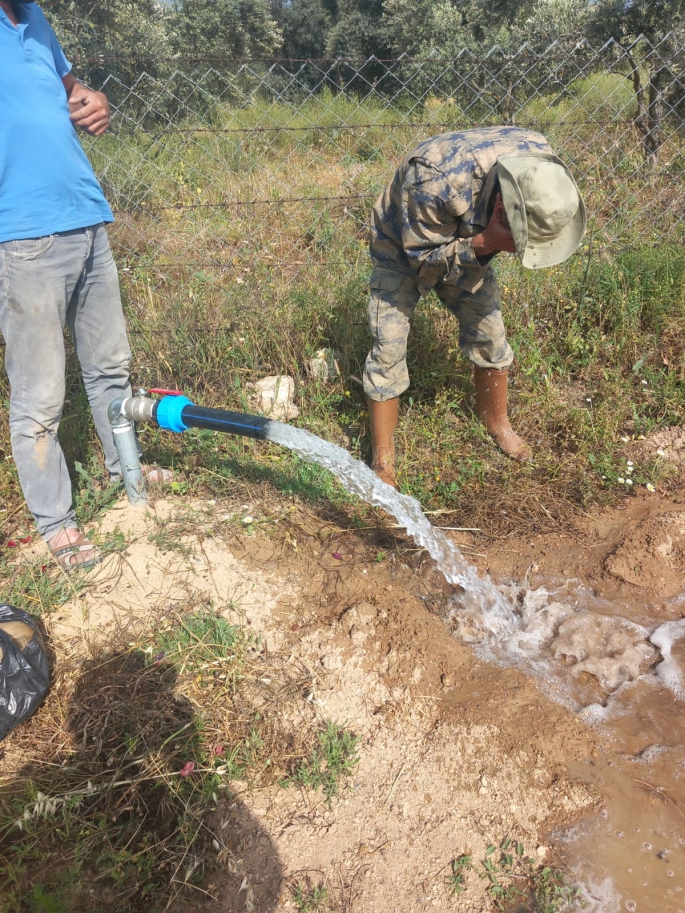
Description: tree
xmin=167 ymin=0 xmax=282 ymax=59
xmin=590 ymin=0 xmax=685 ymax=167
xmin=273 ymin=0 xmax=332 ymax=60
xmin=41 ymin=0 xmax=169 ymax=86
xmin=382 ymin=0 xmax=594 ymax=122
xmin=325 ymin=0 xmax=390 ymax=59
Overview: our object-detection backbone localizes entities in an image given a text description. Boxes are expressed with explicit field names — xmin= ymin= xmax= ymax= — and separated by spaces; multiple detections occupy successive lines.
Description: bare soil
xmin=5 ymin=470 xmax=685 ymax=912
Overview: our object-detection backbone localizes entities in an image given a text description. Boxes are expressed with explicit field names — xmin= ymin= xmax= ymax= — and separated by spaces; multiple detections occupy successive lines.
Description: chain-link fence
xmin=77 ymin=38 xmax=685 ymax=387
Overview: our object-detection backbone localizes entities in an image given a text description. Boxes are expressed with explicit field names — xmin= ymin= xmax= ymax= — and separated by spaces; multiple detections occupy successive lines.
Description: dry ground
xmin=4 ymin=454 xmax=685 ymax=911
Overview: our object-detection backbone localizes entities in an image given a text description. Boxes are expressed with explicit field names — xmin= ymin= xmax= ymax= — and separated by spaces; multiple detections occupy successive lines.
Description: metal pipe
xmin=120 ymin=393 xmax=272 ymax=440
xmin=113 ymin=391 xmax=275 ymax=505
xmin=108 ymin=398 xmax=148 ymax=506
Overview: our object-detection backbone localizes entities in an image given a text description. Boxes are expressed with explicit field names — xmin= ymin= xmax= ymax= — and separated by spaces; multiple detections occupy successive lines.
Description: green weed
xmin=447 ymin=838 xmax=584 ymax=911
xmin=280 ymin=720 xmax=360 ymax=806
xmin=292 ymin=883 xmax=332 ymax=913
xmin=151 ymin=610 xmax=248 ymax=669
xmin=147 ymin=516 xmax=196 ymax=556
xmin=94 ymin=526 xmax=128 ymax=555
xmin=73 ymin=459 xmax=121 ymax=525
xmin=446 ymin=853 xmax=472 ymax=896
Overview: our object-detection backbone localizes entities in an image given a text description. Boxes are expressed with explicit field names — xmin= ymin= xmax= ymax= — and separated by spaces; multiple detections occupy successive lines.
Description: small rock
xmin=536 ymin=845 xmax=547 ymax=858
xmin=246 ymin=375 xmax=299 ymax=420
xmin=350 ymin=627 xmax=367 ymax=645
xmin=306 ymin=348 xmax=342 ymax=381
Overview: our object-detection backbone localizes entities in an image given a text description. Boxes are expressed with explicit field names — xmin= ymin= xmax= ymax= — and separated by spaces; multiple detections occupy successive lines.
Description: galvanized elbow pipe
xmin=107 ymin=398 xmax=147 ymax=506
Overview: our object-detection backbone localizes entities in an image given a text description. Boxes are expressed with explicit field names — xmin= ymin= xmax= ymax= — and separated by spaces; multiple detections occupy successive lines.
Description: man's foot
xmin=48 ymin=528 xmax=102 ymax=573
xmin=141 ymin=465 xmax=175 ymax=485
xmin=371 ymin=447 xmax=398 ymax=488
xmin=485 ymin=418 xmax=532 ymax=461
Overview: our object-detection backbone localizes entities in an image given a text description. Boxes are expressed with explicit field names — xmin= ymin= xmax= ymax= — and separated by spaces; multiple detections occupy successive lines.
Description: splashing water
xmin=266 ymin=421 xmax=685 ymax=708
xmin=265 ymin=421 xmax=518 ymax=637
xmin=266 ymin=420 xmax=684 ymax=913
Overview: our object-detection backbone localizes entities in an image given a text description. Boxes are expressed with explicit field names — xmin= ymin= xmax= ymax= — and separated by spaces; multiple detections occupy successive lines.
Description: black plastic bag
xmin=0 ymin=603 xmax=50 ymax=741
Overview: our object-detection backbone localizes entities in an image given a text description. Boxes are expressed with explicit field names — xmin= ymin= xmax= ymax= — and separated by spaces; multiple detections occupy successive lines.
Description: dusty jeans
xmin=0 ymin=224 xmax=133 ymax=541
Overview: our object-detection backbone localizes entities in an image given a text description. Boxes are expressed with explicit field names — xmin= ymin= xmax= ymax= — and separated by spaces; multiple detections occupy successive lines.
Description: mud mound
xmin=603 ymin=511 xmax=685 ymax=596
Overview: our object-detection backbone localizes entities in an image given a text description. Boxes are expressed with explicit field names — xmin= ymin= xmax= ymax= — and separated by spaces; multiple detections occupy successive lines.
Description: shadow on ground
xmin=1 ymin=647 xmax=283 ymax=913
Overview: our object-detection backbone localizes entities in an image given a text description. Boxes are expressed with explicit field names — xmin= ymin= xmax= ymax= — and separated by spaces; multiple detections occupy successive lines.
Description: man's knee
xmin=9 ymin=411 xmax=62 ymax=441
xmin=460 ymin=318 xmax=514 ymax=368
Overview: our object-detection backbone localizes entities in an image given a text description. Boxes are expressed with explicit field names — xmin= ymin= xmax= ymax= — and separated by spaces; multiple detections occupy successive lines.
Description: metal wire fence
xmin=82 ymin=38 xmax=685 ymax=317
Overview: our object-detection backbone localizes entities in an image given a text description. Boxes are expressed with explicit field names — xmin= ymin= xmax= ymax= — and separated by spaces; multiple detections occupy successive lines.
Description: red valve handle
xmin=147 ymin=388 xmax=185 ymax=397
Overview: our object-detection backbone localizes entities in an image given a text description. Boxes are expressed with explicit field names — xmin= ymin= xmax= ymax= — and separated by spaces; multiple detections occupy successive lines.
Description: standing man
xmin=0 ymin=1 xmax=164 ymax=569
xmin=365 ymin=126 xmax=586 ymax=487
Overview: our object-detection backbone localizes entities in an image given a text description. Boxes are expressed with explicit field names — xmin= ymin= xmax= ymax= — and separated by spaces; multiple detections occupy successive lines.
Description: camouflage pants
xmin=363 ymin=265 xmax=514 ymax=402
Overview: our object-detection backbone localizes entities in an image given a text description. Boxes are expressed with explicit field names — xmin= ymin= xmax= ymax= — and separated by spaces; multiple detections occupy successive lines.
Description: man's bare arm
xmin=62 ymin=74 xmax=110 ymax=137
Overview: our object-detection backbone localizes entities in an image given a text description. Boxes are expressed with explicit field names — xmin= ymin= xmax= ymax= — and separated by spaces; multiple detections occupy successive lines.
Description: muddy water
xmin=476 ymin=584 xmax=685 ymax=913
xmin=565 ymin=703 xmax=685 ymax=913
xmin=261 ymin=420 xmax=685 ymax=910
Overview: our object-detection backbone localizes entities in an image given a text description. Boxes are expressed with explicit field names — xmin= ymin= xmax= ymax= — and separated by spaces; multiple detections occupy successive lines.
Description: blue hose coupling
xmin=156 ymin=395 xmax=194 ymax=433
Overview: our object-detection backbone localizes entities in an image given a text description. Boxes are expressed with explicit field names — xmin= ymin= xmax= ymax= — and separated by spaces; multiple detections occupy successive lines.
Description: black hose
xmin=180 ymin=404 xmax=271 ymax=440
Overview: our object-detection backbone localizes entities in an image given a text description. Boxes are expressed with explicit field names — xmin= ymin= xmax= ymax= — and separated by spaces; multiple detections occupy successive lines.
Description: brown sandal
xmin=141 ymin=465 xmax=175 ymax=485
xmin=49 ymin=532 xmax=102 ymax=573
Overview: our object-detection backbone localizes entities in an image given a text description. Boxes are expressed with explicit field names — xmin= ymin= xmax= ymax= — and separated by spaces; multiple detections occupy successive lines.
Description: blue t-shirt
xmin=0 ymin=2 xmax=113 ymax=242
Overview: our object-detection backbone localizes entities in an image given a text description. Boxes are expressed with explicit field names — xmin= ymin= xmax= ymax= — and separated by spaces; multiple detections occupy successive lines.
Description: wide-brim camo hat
xmin=497 ymin=152 xmax=586 ymax=269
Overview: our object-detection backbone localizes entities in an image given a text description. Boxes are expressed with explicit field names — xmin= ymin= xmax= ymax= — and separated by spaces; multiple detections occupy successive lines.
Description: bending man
xmin=364 ymin=126 xmax=585 ymax=486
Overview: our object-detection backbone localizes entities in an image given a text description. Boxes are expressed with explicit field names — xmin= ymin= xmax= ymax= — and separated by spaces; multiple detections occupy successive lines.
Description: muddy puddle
xmin=566 ymin=701 xmax=685 ymax=913
xmin=463 ymin=493 xmax=685 ymax=912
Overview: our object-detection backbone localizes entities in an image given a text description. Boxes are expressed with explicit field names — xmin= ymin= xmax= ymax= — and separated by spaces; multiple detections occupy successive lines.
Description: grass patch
xmin=0 ymin=608 xmax=358 ymax=912
xmin=73 ymin=459 xmax=122 ymax=527
xmin=280 ymin=720 xmax=360 ymax=807
xmin=447 ymin=838 xmax=584 ymax=911
xmin=0 ymin=554 xmax=87 ymax=616
xmin=292 ymin=883 xmax=333 ymax=913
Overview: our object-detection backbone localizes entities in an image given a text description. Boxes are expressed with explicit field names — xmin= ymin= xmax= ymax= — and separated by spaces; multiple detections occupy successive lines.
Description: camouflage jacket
xmin=370 ymin=126 xmax=553 ymax=295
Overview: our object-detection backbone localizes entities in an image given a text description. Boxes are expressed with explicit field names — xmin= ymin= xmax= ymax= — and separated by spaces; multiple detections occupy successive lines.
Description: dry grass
xmin=0 ymin=603 xmax=349 ymax=912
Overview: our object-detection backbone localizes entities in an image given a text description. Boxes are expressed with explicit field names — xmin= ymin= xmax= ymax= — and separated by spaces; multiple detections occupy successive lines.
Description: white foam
xmin=453 ymin=583 xmax=661 ymax=709
xmin=552 ymin=613 xmax=657 ymax=691
xmin=573 ymin=875 xmax=622 ymax=913
xmin=634 ymin=743 xmax=669 ymax=764
xmin=650 ymin=618 xmax=685 ymax=699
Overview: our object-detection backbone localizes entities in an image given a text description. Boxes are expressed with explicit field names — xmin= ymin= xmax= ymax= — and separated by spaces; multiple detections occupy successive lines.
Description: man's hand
xmin=62 ymin=75 xmax=110 ymax=137
xmin=472 ymin=193 xmax=517 ymax=257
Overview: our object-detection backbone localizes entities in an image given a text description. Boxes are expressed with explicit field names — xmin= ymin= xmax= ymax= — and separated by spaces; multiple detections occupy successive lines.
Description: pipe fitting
xmin=156 ymin=395 xmax=193 ymax=433
xmin=119 ymin=394 xmax=158 ymax=425
xmin=108 ymin=397 xmax=147 ymax=506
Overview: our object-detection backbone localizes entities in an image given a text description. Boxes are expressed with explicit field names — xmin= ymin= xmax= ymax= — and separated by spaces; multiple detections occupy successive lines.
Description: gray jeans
xmin=0 ymin=224 xmax=132 ymax=541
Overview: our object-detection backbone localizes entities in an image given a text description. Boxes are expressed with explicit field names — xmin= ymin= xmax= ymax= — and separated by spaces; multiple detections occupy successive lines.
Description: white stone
xmin=246 ymin=375 xmax=299 ymax=420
